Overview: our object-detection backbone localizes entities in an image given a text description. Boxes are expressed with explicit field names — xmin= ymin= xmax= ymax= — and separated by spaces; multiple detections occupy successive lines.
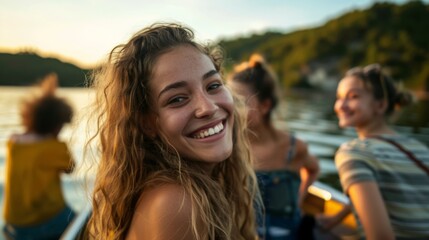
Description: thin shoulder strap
xmin=286 ymin=134 xmax=296 ymax=164
xmin=373 ymin=136 xmax=429 ymax=175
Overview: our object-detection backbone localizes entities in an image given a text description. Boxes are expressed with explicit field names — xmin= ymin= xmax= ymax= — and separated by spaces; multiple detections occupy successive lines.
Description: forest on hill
xmin=219 ymin=0 xmax=429 ymax=91
xmin=0 ymin=52 xmax=89 ymax=87
xmin=0 ymin=1 xmax=427 ymax=92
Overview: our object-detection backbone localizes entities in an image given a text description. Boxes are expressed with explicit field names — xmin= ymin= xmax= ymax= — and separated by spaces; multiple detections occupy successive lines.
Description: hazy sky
xmin=0 ymin=0 xmax=418 ymax=68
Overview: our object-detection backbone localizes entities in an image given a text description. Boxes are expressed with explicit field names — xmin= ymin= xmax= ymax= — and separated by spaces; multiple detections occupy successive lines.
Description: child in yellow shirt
xmin=3 ymin=74 xmax=76 ymax=240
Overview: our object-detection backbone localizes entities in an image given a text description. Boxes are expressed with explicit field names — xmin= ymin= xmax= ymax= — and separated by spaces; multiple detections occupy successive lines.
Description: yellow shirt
xmin=3 ymin=138 xmax=74 ymax=226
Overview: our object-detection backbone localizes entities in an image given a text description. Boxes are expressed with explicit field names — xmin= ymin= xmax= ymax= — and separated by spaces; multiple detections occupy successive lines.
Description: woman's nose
xmin=335 ymin=98 xmax=347 ymax=112
xmin=194 ymin=92 xmax=218 ymax=118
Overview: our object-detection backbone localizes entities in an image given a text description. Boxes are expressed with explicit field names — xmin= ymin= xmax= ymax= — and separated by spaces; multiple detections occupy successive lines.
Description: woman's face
xmin=149 ymin=45 xmax=234 ymax=170
xmin=334 ymin=76 xmax=381 ymax=129
xmin=229 ymin=81 xmax=265 ymax=129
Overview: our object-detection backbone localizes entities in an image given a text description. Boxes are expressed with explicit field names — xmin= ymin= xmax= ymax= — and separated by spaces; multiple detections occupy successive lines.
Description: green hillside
xmin=219 ymin=1 xmax=429 ymax=91
xmin=0 ymin=52 xmax=89 ymax=87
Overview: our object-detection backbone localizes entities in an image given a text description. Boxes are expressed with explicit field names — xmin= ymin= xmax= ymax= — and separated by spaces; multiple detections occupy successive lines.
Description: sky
xmin=0 ymin=0 xmax=419 ymax=68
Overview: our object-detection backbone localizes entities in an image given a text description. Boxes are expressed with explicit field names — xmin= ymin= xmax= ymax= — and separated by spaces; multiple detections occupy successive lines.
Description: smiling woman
xmin=332 ymin=64 xmax=429 ymax=239
xmin=85 ymin=23 xmax=261 ymax=240
xmin=150 ymin=45 xmax=235 ymax=168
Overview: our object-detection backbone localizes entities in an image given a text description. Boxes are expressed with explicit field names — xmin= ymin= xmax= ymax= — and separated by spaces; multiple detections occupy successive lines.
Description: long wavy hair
xmin=86 ymin=23 xmax=260 ymax=239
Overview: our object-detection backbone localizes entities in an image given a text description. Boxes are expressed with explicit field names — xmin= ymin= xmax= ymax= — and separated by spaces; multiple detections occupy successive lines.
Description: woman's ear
xmin=373 ymin=99 xmax=388 ymax=116
xmin=376 ymin=99 xmax=388 ymax=115
xmin=259 ymin=99 xmax=272 ymax=115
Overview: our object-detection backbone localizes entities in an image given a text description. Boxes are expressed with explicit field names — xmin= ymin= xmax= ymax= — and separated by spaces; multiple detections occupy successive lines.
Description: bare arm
xmin=127 ymin=184 xmax=199 ymax=240
xmin=298 ymin=142 xmax=320 ymax=207
xmin=348 ymin=181 xmax=394 ymax=240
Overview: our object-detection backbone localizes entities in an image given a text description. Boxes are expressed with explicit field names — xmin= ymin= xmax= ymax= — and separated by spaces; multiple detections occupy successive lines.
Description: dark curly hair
xmin=20 ymin=74 xmax=73 ymax=135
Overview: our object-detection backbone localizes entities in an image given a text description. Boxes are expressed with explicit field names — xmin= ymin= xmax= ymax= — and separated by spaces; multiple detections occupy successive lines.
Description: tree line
xmin=0 ymin=1 xmax=427 ymax=91
xmin=219 ymin=0 xmax=429 ymax=91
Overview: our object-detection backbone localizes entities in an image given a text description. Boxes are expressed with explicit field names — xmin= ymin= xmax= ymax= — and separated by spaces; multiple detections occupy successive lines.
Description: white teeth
xmin=193 ymin=122 xmax=224 ymax=139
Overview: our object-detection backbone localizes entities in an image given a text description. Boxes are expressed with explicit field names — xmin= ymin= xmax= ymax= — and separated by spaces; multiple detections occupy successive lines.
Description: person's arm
xmin=42 ymin=141 xmax=75 ymax=173
xmin=348 ymin=181 xmax=394 ymax=240
xmin=59 ymin=143 xmax=75 ymax=173
xmin=297 ymin=142 xmax=320 ymax=207
xmin=127 ymin=184 xmax=200 ymax=240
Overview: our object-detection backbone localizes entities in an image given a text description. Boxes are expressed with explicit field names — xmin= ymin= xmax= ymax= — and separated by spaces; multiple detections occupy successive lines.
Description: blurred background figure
xmin=327 ymin=64 xmax=429 ymax=239
xmin=2 ymin=73 xmax=76 ymax=240
xmin=229 ymin=54 xmax=319 ymax=240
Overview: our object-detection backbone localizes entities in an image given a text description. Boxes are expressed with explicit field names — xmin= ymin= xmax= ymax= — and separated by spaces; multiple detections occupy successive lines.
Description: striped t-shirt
xmin=335 ymin=134 xmax=429 ymax=239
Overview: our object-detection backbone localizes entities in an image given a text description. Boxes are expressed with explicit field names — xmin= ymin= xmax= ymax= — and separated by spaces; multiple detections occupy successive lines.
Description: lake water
xmin=0 ymin=86 xmax=428 ymax=229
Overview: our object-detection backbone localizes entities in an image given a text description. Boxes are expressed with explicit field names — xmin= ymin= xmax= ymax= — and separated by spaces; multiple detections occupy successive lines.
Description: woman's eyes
xmin=348 ymin=93 xmax=359 ymax=99
xmin=207 ymin=81 xmax=223 ymax=91
xmin=167 ymin=96 xmax=188 ymax=106
xmin=165 ymin=81 xmax=223 ymax=106
xmin=336 ymin=93 xmax=359 ymax=101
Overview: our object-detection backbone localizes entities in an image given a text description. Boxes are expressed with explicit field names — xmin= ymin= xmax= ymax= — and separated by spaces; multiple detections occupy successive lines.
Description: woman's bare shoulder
xmin=278 ymin=131 xmax=308 ymax=150
xmin=126 ymin=183 xmax=195 ymax=239
xmin=141 ymin=183 xmax=187 ymax=202
xmin=295 ymin=137 xmax=309 ymax=152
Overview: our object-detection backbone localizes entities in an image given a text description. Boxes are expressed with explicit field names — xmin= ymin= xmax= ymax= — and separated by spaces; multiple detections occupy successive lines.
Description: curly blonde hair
xmin=86 ymin=23 xmax=261 ymax=239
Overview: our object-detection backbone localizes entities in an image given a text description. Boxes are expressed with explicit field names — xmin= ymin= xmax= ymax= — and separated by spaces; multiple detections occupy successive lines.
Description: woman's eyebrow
xmin=345 ymin=88 xmax=365 ymax=95
xmin=202 ymin=69 xmax=218 ymax=80
xmin=158 ymin=81 xmax=187 ymax=99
